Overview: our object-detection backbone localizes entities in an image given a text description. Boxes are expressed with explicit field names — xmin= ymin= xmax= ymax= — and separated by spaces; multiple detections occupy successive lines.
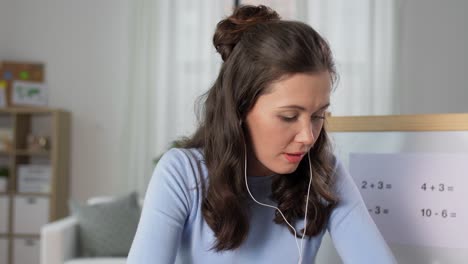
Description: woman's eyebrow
xmin=315 ymin=103 xmax=330 ymax=112
xmin=278 ymin=103 xmax=330 ymax=112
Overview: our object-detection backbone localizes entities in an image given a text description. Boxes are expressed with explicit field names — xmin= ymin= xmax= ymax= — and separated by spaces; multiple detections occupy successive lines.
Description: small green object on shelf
xmin=0 ymin=166 xmax=9 ymax=178
xmin=20 ymin=71 xmax=30 ymax=80
xmin=0 ymin=166 xmax=7 ymax=192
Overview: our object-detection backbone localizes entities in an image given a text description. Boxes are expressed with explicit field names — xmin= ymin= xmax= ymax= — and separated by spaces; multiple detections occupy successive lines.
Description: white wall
xmin=0 ymin=0 xmax=130 ymax=201
xmin=0 ymin=2 xmax=7 ymax=44
xmin=395 ymin=0 xmax=468 ymax=114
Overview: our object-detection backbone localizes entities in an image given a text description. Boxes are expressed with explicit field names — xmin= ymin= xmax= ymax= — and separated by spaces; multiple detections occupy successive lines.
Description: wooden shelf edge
xmin=0 ymin=107 xmax=67 ymax=114
xmin=11 ymin=234 xmax=40 ymax=238
xmin=327 ymin=113 xmax=468 ymax=132
xmin=13 ymin=192 xmax=50 ymax=197
xmin=14 ymin=149 xmax=50 ymax=156
xmin=0 ymin=192 xmax=50 ymax=196
xmin=0 ymin=150 xmax=51 ymax=156
xmin=0 ymin=233 xmax=41 ymax=238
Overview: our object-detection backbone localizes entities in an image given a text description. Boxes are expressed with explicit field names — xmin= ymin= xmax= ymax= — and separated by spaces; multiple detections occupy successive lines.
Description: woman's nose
xmin=295 ymin=122 xmax=315 ymax=146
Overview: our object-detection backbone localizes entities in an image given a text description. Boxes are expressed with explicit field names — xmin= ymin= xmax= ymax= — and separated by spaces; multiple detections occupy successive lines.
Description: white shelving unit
xmin=0 ymin=107 xmax=70 ymax=264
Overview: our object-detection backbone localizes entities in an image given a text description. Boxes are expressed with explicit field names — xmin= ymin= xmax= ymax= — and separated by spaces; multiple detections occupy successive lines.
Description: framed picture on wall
xmin=12 ymin=81 xmax=48 ymax=106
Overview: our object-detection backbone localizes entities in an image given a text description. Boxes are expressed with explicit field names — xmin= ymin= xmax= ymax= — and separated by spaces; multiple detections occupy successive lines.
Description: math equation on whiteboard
xmin=349 ymin=153 xmax=467 ymax=249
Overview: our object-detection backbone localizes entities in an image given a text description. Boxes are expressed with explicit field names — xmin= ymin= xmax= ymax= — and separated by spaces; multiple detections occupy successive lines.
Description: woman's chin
xmin=272 ymin=164 xmax=300 ymax=175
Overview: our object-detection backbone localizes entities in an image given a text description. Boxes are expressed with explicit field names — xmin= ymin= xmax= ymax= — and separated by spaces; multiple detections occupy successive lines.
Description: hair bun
xmin=214 ymin=5 xmax=280 ymax=61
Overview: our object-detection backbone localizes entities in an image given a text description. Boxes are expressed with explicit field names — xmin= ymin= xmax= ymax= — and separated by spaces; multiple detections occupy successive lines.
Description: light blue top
xmin=128 ymin=148 xmax=396 ymax=263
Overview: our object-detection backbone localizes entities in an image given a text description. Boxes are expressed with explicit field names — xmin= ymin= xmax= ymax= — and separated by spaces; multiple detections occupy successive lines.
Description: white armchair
xmin=40 ymin=196 xmax=140 ymax=264
xmin=40 ymin=216 xmax=127 ymax=264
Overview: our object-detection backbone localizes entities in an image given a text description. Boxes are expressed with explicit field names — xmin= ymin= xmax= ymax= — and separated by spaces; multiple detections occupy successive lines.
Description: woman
xmin=128 ymin=5 xmax=396 ymax=264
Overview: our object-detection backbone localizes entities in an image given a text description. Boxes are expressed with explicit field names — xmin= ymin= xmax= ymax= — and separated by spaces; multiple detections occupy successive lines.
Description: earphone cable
xmin=244 ymin=148 xmax=313 ymax=264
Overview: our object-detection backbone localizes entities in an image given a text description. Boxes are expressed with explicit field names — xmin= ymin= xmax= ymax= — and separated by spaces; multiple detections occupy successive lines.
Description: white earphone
xmin=243 ymin=146 xmax=314 ymax=264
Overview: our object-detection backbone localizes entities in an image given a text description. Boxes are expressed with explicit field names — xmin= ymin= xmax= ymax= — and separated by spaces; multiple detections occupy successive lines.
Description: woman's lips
xmin=284 ymin=153 xmax=305 ymax=163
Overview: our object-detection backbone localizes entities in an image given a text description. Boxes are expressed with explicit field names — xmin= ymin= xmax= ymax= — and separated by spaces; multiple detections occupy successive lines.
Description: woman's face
xmin=244 ymin=71 xmax=331 ymax=176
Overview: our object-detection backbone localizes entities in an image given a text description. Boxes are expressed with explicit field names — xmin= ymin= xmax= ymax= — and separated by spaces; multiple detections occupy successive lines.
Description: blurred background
xmin=1 ymin=0 xmax=468 ymax=263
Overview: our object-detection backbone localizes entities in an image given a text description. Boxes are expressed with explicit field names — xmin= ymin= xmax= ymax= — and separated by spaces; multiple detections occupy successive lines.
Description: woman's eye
xmin=311 ymin=115 xmax=326 ymax=121
xmin=280 ymin=116 xmax=297 ymax=122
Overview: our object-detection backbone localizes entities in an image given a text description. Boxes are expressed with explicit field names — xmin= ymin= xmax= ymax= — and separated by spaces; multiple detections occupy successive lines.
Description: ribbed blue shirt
xmin=128 ymin=148 xmax=396 ymax=263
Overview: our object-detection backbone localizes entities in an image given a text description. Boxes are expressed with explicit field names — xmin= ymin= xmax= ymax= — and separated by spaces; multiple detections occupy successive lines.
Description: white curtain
xmin=122 ymin=0 xmax=229 ymax=194
xmin=306 ymin=0 xmax=396 ymax=116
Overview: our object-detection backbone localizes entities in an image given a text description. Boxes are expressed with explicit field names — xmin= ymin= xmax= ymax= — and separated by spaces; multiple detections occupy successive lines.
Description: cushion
xmin=69 ymin=192 xmax=141 ymax=257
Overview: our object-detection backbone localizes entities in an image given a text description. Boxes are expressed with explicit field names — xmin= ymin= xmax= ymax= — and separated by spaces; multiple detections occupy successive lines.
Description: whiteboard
xmin=316 ymin=114 xmax=468 ymax=264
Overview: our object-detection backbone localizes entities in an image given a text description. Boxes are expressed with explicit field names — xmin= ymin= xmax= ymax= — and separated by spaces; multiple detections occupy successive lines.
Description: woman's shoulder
xmin=159 ymin=147 xmax=205 ymax=166
xmin=331 ymin=155 xmax=344 ymax=175
xmin=155 ymin=147 xmax=207 ymax=184
xmin=329 ymin=155 xmax=363 ymax=203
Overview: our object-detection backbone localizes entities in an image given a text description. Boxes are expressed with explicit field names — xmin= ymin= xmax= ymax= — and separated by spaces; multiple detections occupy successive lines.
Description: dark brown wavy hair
xmin=177 ymin=5 xmax=339 ymax=251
